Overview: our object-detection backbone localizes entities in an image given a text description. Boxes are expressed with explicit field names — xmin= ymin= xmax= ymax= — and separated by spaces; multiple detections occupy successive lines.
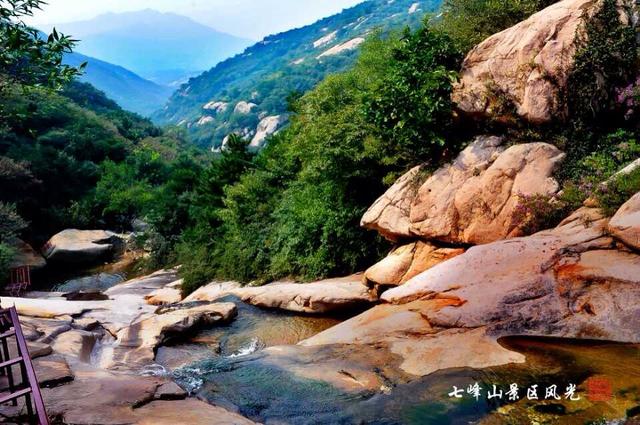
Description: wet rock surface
xmin=0 ymin=269 xmax=252 ymax=424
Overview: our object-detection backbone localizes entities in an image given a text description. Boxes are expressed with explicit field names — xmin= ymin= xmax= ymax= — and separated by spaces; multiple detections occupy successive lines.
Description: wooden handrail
xmin=0 ymin=307 xmax=50 ymax=424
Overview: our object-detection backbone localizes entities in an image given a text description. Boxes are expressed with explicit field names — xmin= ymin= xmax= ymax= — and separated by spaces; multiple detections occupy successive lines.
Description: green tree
xmin=437 ymin=0 xmax=555 ymax=52
xmin=366 ymin=25 xmax=462 ymax=181
xmin=0 ymin=0 xmax=84 ymax=90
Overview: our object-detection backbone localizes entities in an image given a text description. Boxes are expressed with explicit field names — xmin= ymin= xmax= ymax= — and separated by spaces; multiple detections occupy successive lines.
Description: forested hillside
xmin=0 ymin=6 xmax=205 ymax=279
xmin=65 ymin=53 xmax=173 ymax=116
xmin=154 ymin=0 xmax=439 ymax=148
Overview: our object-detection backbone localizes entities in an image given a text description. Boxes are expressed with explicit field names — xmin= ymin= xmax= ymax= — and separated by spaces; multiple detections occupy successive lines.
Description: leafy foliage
xmin=179 ymin=25 xmax=462 ymax=291
xmin=0 ymin=0 xmax=84 ymax=89
xmin=437 ymin=0 xmax=555 ymax=52
xmin=567 ymin=0 xmax=637 ymax=128
xmin=366 ymin=26 xmax=462 ymax=181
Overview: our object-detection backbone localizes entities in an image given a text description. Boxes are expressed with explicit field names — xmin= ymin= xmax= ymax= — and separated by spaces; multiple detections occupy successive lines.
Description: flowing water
xmin=165 ymin=302 xmax=640 ymax=425
xmin=155 ymin=295 xmax=342 ymax=371
xmin=47 ymin=261 xmax=640 ymax=424
xmin=34 ymin=251 xmax=146 ymax=292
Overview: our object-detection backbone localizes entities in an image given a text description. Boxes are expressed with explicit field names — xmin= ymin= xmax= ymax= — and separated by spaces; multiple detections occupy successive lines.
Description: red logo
xmin=586 ymin=377 xmax=613 ymax=402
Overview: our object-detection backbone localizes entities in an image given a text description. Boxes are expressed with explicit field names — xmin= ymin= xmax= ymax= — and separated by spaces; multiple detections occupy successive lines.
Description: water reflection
xmin=173 ymin=333 xmax=640 ymax=424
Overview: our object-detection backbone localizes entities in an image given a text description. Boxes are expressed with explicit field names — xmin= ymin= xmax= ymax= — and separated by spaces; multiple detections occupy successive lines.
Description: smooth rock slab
xmin=609 ymin=191 xmax=640 ymax=250
xmin=33 ymin=355 xmax=73 ymax=388
xmin=145 ymin=286 xmax=182 ymax=306
xmin=232 ymin=275 xmax=376 ymax=314
xmin=132 ymin=399 xmax=257 ymax=425
xmin=301 ymin=300 xmax=524 ymax=376
xmin=182 ymin=281 xmax=242 ymax=303
xmin=42 ymin=374 xmax=164 ymax=424
xmin=42 ymin=229 xmax=123 ymax=263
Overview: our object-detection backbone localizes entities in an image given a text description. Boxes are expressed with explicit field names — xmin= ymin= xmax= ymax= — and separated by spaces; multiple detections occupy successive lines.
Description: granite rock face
xmin=452 ymin=0 xmax=602 ymax=124
xmin=42 ymin=229 xmax=124 ymax=264
xmin=232 ymin=275 xmax=377 ymax=314
xmin=609 ymin=192 xmax=640 ymax=251
xmin=383 ymin=206 xmax=640 ymax=344
xmin=362 ymin=136 xmax=565 ymax=245
xmin=363 ymin=241 xmax=464 ymax=293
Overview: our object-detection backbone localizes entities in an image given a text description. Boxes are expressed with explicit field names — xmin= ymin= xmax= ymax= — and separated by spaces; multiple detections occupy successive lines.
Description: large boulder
xmin=250 ymin=115 xmax=287 ymax=149
xmin=363 ymin=241 xmax=464 ymax=294
xmin=277 ymin=203 xmax=640 ymax=394
xmin=42 ymin=229 xmax=124 ymax=264
xmin=232 ymin=275 xmax=377 ymax=314
xmin=609 ymin=192 xmax=640 ymax=250
xmin=182 ymin=281 xmax=242 ymax=303
xmin=360 ymin=165 xmax=424 ymax=242
xmin=382 ymin=206 xmax=640 ymax=343
xmin=411 ymin=141 xmax=565 ymax=244
xmin=362 ymin=136 xmax=565 ymax=245
xmin=452 ymin=0 xmax=600 ymax=124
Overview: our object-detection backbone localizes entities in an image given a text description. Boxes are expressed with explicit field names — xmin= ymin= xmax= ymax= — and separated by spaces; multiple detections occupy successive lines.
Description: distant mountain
xmin=153 ymin=0 xmax=441 ymax=148
xmin=64 ymin=53 xmax=172 ymax=116
xmin=47 ymin=9 xmax=254 ymax=86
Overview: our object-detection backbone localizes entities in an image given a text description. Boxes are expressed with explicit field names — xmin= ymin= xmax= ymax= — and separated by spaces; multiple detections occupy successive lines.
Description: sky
xmin=27 ymin=0 xmax=365 ymax=40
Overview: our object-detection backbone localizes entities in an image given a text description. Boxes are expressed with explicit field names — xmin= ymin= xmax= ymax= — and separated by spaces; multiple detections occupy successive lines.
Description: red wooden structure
xmin=0 ymin=306 xmax=49 ymax=424
xmin=6 ymin=266 xmax=31 ymax=297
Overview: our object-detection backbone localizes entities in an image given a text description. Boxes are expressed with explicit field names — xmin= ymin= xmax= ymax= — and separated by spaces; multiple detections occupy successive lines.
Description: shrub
xmin=366 ymin=25 xmax=462 ymax=181
xmin=565 ymin=0 xmax=638 ymax=158
xmin=437 ymin=0 xmax=556 ymax=52
xmin=513 ymin=192 xmax=583 ymax=234
xmin=594 ymin=166 xmax=640 ymax=216
xmin=0 ymin=202 xmax=27 ymax=240
xmin=0 ymin=243 xmax=15 ymax=285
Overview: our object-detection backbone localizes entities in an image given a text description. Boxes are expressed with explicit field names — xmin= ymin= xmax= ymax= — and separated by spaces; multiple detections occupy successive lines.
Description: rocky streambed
xmin=3 ymin=240 xmax=640 ymax=424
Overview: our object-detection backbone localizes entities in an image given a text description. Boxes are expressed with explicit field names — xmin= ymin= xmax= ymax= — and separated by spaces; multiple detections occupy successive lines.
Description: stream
xmin=162 ymin=308 xmax=640 ymax=425
xmin=45 ymin=263 xmax=640 ymax=424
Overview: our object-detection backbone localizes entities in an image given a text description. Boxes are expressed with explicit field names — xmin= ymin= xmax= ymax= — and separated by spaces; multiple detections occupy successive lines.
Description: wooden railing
xmin=6 ymin=266 xmax=31 ymax=298
xmin=0 ymin=307 xmax=49 ymax=424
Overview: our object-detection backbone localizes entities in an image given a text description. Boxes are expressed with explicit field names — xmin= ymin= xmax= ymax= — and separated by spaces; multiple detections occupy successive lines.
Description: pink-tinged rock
xmin=609 ymin=191 xmax=640 ymax=250
xmin=232 ymin=275 xmax=376 ymax=314
xmin=452 ymin=0 xmax=601 ymax=124
xmin=383 ymin=206 xmax=640 ymax=343
xmin=409 ymin=139 xmax=564 ymax=244
xmin=363 ymin=241 xmax=464 ymax=293
xmin=360 ymin=165 xmax=424 ymax=242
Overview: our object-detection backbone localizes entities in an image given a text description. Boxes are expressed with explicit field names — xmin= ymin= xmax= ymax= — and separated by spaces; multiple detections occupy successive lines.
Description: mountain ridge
xmin=154 ymin=0 xmax=440 ymax=148
xmin=64 ymin=52 xmax=173 ymax=116
xmin=45 ymin=9 xmax=254 ymax=86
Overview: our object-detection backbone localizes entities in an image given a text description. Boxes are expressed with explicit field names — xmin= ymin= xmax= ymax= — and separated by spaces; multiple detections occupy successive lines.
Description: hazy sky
xmin=27 ymin=0 xmax=365 ymax=40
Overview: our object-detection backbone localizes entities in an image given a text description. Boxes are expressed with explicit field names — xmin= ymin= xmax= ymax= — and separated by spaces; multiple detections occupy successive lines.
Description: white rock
xmin=317 ymin=38 xmax=365 ymax=58
xmin=313 ymin=31 xmax=337 ymax=48
xmin=250 ymin=115 xmax=286 ymax=149
xmin=234 ymin=101 xmax=257 ymax=114
xmin=196 ymin=116 xmax=214 ymax=126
